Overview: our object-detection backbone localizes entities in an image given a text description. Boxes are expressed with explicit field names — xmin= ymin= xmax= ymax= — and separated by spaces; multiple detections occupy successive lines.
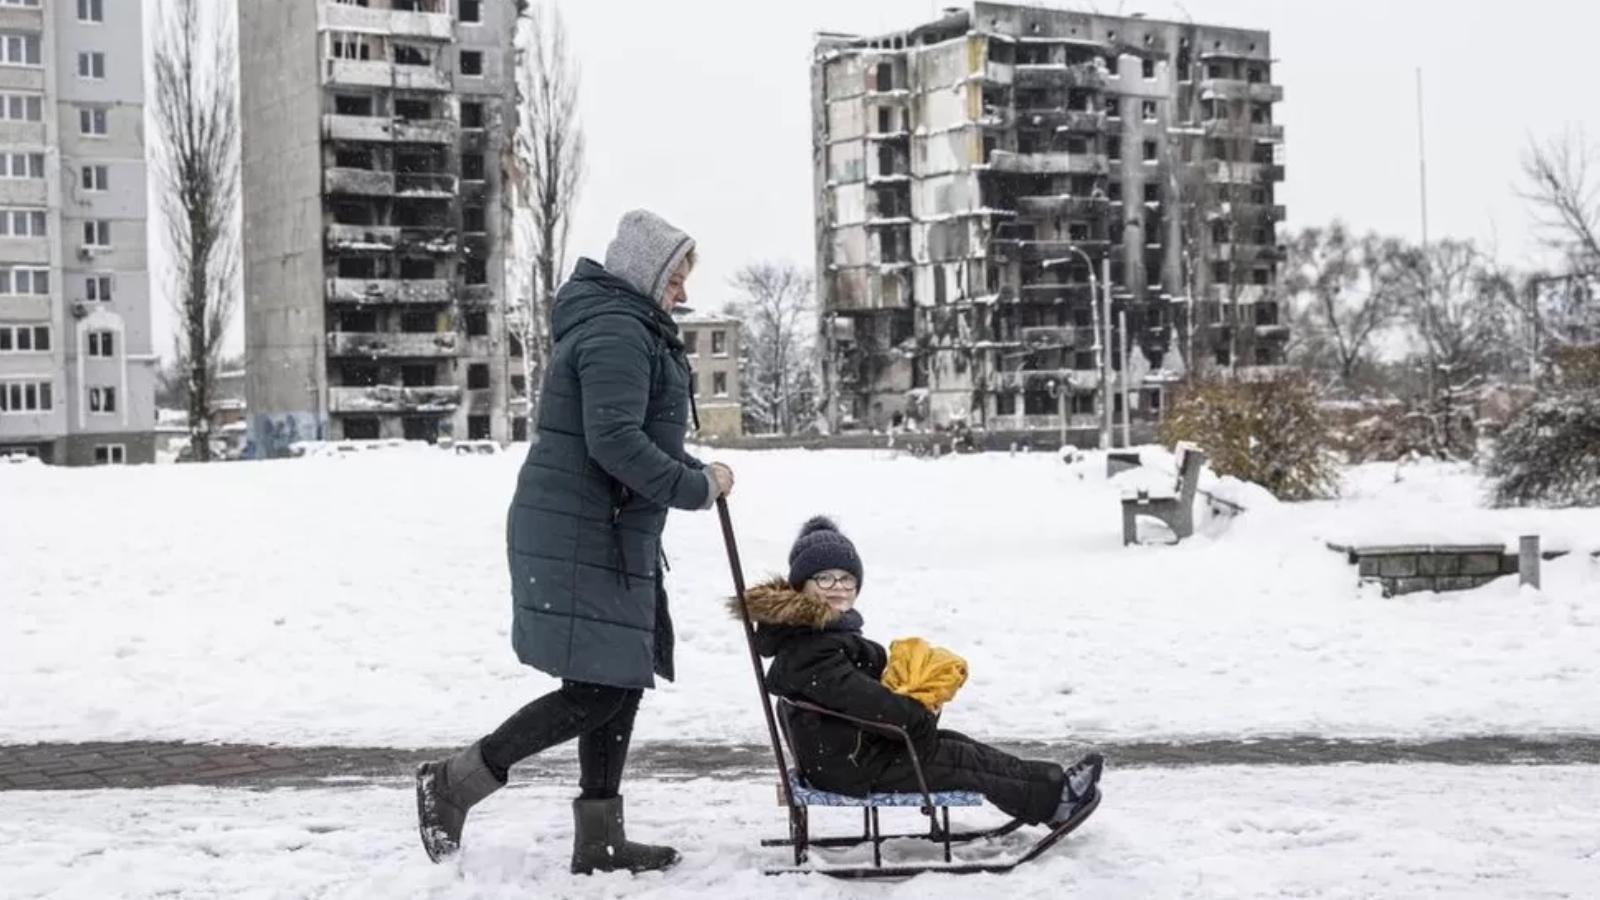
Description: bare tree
xmin=729 ymin=263 xmax=816 ymax=435
xmin=1521 ymin=129 xmax=1600 ymax=278
xmin=1394 ymin=240 xmax=1509 ymax=379
xmin=510 ymin=0 xmax=584 ymax=423
xmin=154 ymin=0 xmax=238 ymax=462
xmin=1282 ymin=223 xmax=1403 ymax=388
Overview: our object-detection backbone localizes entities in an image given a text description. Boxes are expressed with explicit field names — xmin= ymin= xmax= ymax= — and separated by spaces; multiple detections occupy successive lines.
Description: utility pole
xmin=1101 ymin=255 xmax=1114 ymax=448
xmin=1120 ymin=307 xmax=1132 ymax=447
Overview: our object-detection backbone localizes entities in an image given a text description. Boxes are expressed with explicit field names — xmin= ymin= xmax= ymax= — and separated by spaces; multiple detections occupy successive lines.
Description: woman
xmin=416 ymin=210 xmax=734 ymax=874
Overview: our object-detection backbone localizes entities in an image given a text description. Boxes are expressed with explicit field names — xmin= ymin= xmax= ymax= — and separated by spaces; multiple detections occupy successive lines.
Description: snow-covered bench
xmin=1121 ymin=446 xmax=1206 ymax=545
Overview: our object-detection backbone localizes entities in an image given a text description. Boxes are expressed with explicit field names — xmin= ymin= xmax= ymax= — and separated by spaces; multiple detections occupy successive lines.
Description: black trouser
xmin=873 ymin=730 xmax=1065 ymax=825
xmin=479 ymin=680 xmax=643 ymax=799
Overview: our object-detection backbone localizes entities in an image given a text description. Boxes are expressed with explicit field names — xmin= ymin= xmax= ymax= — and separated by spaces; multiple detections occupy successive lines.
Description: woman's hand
xmin=709 ymin=462 xmax=735 ymax=497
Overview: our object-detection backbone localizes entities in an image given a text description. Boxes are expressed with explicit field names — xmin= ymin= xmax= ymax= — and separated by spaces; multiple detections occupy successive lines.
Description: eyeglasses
xmin=810 ymin=573 xmax=857 ymax=591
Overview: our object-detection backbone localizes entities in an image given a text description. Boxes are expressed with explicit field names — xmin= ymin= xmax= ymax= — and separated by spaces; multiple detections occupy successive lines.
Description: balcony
xmin=325 ymin=168 xmax=395 ymax=196
xmin=326 ymin=223 xmax=401 ymax=252
xmin=327 ymin=331 xmax=460 ymax=358
xmin=987 ymin=150 xmax=1107 ymax=176
xmin=992 ymin=238 xmax=1110 ymax=262
xmin=323 ymin=114 xmax=392 ymax=142
xmin=1058 ymin=110 xmax=1106 ymax=134
xmin=326 ymin=278 xmax=453 ymax=305
xmin=1020 ymin=326 xmax=1095 ymax=349
xmin=1015 ymin=195 xmax=1109 ymax=217
xmin=392 ymin=119 xmax=456 ymax=144
xmin=400 ymin=227 xmax=458 ymax=255
xmin=1204 ymin=160 xmax=1285 ymax=184
xmin=1203 ymin=119 xmax=1285 ymax=142
xmin=319 ymin=3 xmax=452 ymax=41
xmin=328 ymin=385 xmax=462 ymax=414
xmin=396 ymin=172 xmax=457 ymax=196
xmin=459 ymin=284 xmax=496 ymax=305
xmin=325 ymin=59 xmax=394 ymax=89
xmin=393 ymin=65 xmax=452 ymax=92
xmin=1199 ymin=80 xmax=1284 ymax=104
xmin=983 ymin=61 xmax=1014 ymax=85
xmin=1014 ymin=63 xmax=1107 ymax=91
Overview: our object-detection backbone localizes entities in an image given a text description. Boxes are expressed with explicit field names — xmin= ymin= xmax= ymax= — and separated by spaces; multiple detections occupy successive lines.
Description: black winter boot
xmin=570 ymin=796 xmax=681 ymax=875
xmin=415 ymin=741 xmax=503 ymax=862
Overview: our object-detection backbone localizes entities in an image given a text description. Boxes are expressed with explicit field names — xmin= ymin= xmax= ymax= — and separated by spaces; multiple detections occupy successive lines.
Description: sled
xmin=715 ymin=499 xmax=1098 ymax=879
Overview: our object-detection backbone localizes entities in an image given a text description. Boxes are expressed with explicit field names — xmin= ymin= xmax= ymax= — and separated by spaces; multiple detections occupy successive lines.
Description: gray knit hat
xmin=788 ymin=516 xmax=864 ymax=590
xmin=603 ymin=209 xmax=696 ymax=305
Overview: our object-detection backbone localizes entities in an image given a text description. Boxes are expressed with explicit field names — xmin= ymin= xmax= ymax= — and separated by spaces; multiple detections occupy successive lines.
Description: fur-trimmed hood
xmin=726 ymin=577 xmax=840 ymax=629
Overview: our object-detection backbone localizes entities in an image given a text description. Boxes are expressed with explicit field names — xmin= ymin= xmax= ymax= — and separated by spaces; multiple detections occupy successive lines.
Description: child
xmin=733 ymin=516 xmax=1103 ymax=830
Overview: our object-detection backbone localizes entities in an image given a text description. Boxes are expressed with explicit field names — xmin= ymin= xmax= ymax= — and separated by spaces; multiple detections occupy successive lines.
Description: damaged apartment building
xmin=240 ymin=0 xmax=518 ymax=456
xmin=812 ymin=2 xmax=1288 ymax=436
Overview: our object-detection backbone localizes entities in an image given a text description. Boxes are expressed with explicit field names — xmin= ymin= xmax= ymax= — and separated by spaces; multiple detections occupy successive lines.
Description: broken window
xmin=712 ymin=372 xmax=728 ymax=397
xmin=1252 ymin=143 xmax=1275 ymax=164
xmin=1109 ymin=261 xmax=1125 ymax=285
xmin=467 ymin=364 xmax=490 ymax=389
xmin=1104 ymin=97 xmax=1120 ymax=118
xmin=460 ymin=102 xmax=484 ymax=129
xmin=508 ymin=334 xmax=523 ymax=358
xmin=1063 ymin=136 xmax=1088 ymax=155
xmin=1254 ymin=344 xmax=1274 ymax=365
xmin=1177 ymin=42 xmax=1192 ymax=81
xmin=341 ymin=363 xmax=380 ymax=386
xmin=512 ymin=417 xmax=528 ymax=441
xmin=1247 ymin=65 xmax=1264 ymax=84
xmin=335 ymin=147 xmax=373 ymax=169
xmin=877 ymin=108 xmax=893 ymax=133
xmin=344 ymin=418 xmax=381 ymax=440
xmin=1071 ymin=393 xmax=1096 ymax=415
xmin=463 ymin=259 xmax=487 ymax=285
xmin=394 ymin=99 xmax=431 ymax=121
xmin=1018 ymin=130 xmax=1044 ymax=154
xmin=712 ymin=331 xmax=728 ymax=356
xmin=875 ymin=62 xmax=893 ymax=92
xmin=1250 ymin=104 xmax=1269 ymax=124
xmin=1208 ymin=139 xmax=1229 ymax=160
xmin=465 ymin=311 xmax=488 ymax=336
xmin=459 ymin=0 xmax=481 ymax=22
xmin=1212 ymin=261 xmax=1231 ymax=282
xmin=335 ymin=95 xmax=373 ymax=116
xmin=1142 ymin=100 xmax=1157 ymax=121
xmin=1020 ymin=390 xmax=1050 ymax=415
xmin=401 ymin=311 xmax=437 ymax=333
xmin=1142 ymin=140 xmax=1158 ymax=162
xmin=1068 ymin=222 xmax=1090 ymax=241
xmin=1213 ymin=344 xmax=1232 ymax=366
xmin=1108 ymin=138 xmax=1122 ymax=161
xmin=995 ymin=392 xmax=1016 ymax=415
xmin=1211 ymin=220 xmax=1230 ymax=244
xmin=1109 ymin=222 xmax=1124 ymax=244
xmin=1103 ymin=54 xmax=1119 ymax=76
xmin=510 ymin=375 xmax=527 ymax=396
xmin=338 ymin=258 xmax=378 ymax=278
xmin=1206 ymin=62 xmax=1225 ymax=79
xmin=401 ymin=364 xmax=436 ymax=387
xmin=1252 ymin=267 xmax=1271 ymax=285
xmin=459 ymin=51 xmax=483 ymax=75
xmin=339 ymin=310 xmax=377 ymax=332
xmin=399 ymin=258 xmax=433 ymax=279
xmin=463 ymin=205 xmax=486 ymax=233
xmin=402 ymin=417 xmax=438 ymax=442
xmin=1200 ymin=99 xmax=1216 ymax=121
xmin=393 ymin=44 xmax=430 ymax=66
xmin=1143 ymin=182 xmax=1159 ymax=203
xmin=1107 ymin=180 xmax=1122 ymax=202
xmin=1142 ymin=58 xmax=1156 ymax=79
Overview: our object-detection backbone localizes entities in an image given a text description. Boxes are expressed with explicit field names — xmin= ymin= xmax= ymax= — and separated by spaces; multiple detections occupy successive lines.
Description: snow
xmin=2 ymin=766 xmax=1596 ymax=898
xmin=2 ymin=448 xmax=1598 ymax=748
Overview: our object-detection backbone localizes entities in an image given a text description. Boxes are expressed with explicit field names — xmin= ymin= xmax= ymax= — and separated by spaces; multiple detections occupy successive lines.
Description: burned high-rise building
xmin=812 ymin=2 xmax=1287 ymax=437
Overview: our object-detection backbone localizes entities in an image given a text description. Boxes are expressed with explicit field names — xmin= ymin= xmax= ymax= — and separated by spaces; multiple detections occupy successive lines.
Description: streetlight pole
xmin=1045 ymin=245 xmax=1101 ymax=448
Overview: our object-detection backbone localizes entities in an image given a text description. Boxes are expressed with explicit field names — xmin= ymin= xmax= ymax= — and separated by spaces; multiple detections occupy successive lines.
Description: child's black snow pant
xmin=872 ymin=730 xmax=1065 ymax=824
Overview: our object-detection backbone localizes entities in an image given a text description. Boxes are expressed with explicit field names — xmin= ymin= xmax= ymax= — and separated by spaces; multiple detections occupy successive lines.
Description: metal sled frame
xmin=716 ymin=499 xmax=1096 ymax=879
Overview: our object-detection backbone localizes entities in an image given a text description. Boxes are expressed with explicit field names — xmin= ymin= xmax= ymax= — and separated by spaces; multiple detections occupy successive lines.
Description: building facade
xmin=812 ymin=2 xmax=1287 ymax=436
xmin=676 ymin=310 xmax=743 ymax=439
xmin=0 ymin=0 xmax=155 ymax=465
xmin=239 ymin=0 xmax=518 ymax=457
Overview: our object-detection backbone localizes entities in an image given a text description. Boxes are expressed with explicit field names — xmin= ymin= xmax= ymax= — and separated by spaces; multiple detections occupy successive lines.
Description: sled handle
xmin=717 ymin=498 xmax=797 ymax=811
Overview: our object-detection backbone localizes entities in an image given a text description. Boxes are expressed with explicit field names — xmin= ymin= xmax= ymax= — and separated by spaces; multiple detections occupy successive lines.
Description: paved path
xmin=4 ymin=736 xmax=1600 ymax=791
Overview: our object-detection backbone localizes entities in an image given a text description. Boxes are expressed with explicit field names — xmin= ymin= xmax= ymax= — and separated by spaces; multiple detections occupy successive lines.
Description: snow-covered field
xmin=3 ymin=765 xmax=1597 ymax=898
xmin=3 ymin=447 xmax=1597 ymax=747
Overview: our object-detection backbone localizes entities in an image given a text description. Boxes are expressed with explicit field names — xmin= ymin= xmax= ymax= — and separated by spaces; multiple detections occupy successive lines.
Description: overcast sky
xmin=161 ymin=0 xmax=1600 ymax=357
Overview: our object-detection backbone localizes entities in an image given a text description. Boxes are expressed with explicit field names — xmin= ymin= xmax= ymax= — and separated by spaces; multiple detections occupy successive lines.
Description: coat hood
xmin=550 ymin=258 xmax=683 ymax=347
xmin=603 ymin=209 xmax=696 ymax=305
xmin=727 ymin=577 xmax=841 ymax=629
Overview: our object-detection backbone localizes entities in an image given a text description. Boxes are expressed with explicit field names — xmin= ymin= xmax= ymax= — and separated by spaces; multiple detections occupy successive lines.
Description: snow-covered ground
xmin=3 ymin=765 xmax=1597 ymax=898
xmin=3 ymin=447 xmax=1597 ymax=747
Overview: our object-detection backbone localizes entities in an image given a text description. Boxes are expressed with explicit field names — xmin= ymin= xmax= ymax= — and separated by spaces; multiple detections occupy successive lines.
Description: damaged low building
xmin=812 ymin=2 xmax=1288 ymax=438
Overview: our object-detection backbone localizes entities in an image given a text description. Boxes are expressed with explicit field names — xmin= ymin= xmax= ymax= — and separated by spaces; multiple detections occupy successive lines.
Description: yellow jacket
xmin=882 ymin=637 xmax=968 ymax=712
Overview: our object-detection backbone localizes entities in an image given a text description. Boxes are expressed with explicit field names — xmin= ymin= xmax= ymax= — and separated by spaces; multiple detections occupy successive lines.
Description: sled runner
xmin=715 ymin=499 xmax=1098 ymax=879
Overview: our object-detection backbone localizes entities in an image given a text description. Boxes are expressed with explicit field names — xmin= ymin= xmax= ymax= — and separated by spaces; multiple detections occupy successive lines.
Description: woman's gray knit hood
xmin=603 ymin=209 xmax=696 ymax=304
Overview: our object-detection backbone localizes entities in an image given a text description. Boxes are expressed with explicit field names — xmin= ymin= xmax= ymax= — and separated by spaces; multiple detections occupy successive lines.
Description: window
xmin=1107 ymin=180 xmax=1122 ymax=202
xmin=465 ymin=311 xmax=488 ymax=336
xmin=0 ymin=266 xmax=47 ymax=295
xmin=711 ymin=330 xmax=727 ymax=356
xmin=402 ymin=417 xmax=437 ymax=442
xmin=682 ymin=329 xmax=699 ymax=355
xmin=462 ymin=205 xmax=486 ymax=233
xmin=393 ymin=44 xmax=430 ymax=66
xmin=1108 ymin=138 xmax=1122 ymax=162
xmin=1142 ymin=139 xmax=1158 ymax=163
xmin=463 ymin=258 xmax=487 ymax=284
xmin=1212 ymin=261 xmax=1230 ymax=282
xmin=77 ymin=51 xmax=106 ymax=79
xmin=712 ymin=371 xmax=728 ymax=397
xmin=83 ymin=220 xmax=111 ymax=246
xmin=0 ymin=33 xmax=41 ymax=67
xmin=0 ymin=208 xmax=47 ymax=236
xmin=459 ymin=50 xmax=483 ymax=76
xmin=459 ymin=0 xmax=481 ymax=22
xmin=400 ymin=311 xmax=435 ymax=333
xmin=344 ymin=417 xmax=381 ymax=440
xmin=0 ymin=379 xmax=52 ymax=413
xmin=510 ymin=374 xmax=526 ymax=396
xmin=467 ymin=363 xmax=490 ymax=389
xmin=1247 ymin=66 xmax=1264 ymax=84
xmin=87 ymin=330 xmax=114 ymax=357
xmin=1 ymin=153 xmax=43 ymax=179
xmin=1251 ymin=104 xmax=1269 ymax=125
xmin=94 ymin=444 xmax=125 ymax=465
xmin=88 ymin=386 xmax=116 ymax=413
xmin=994 ymin=392 xmax=1016 ymax=415
xmin=461 ymin=154 xmax=485 ymax=181
xmin=1141 ymin=100 xmax=1157 ymax=121
xmin=1103 ymin=55 xmax=1118 ymax=77
xmin=1252 ymin=267 xmax=1272 ymax=286
xmin=1068 ymin=222 xmax=1090 ymax=241
xmin=80 ymin=107 xmax=108 ymax=136
xmin=0 ymin=93 xmax=41 ymax=121
xmin=0 ymin=324 xmax=49 ymax=352
xmin=78 ymin=0 xmax=104 ymax=22
xmin=85 ymin=274 xmax=111 ymax=302
xmin=512 ymin=417 xmax=527 ymax=441
xmin=1104 ymin=97 xmax=1119 ymax=118
xmin=460 ymin=102 xmax=484 ymax=129
xmin=468 ymin=415 xmax=490 ymax=440
xmin=330 ymin=33 xmax=373 ymax=61
xmin=1143 ymin=182 xmax=1160 ymax=203
xmin=1142 ymin=58 xmax=1157 ymax=79
xmin=1214 ymin=344 xmax=1232 ymax=366
xmin=81 ymin=165 xmax=109 ymax=191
